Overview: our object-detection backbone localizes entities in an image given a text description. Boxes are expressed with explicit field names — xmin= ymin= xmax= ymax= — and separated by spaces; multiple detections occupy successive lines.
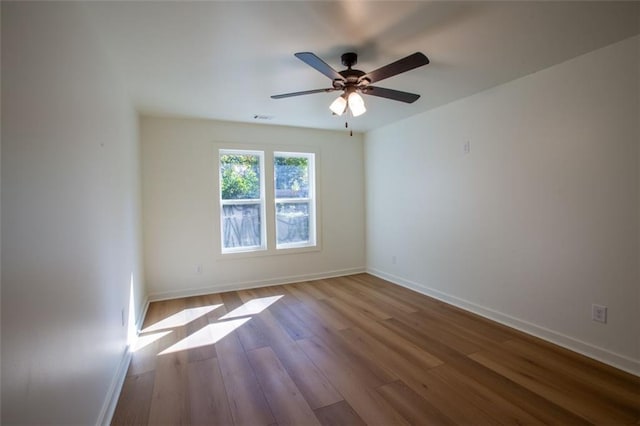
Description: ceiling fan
xmin=271 ymin=51 xmax=429 ymax=117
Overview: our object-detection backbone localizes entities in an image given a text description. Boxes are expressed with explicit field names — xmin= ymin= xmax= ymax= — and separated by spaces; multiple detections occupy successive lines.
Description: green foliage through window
xmin=220 ymin=154 xmax=260 ymax=200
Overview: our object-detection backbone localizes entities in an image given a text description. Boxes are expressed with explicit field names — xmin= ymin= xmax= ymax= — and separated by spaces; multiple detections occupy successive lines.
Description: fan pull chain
xmin=345 ymin=121 xmax=353 ymax=137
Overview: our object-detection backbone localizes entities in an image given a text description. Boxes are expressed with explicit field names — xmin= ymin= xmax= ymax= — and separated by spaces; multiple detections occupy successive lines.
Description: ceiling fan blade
xmin=295 ymin=52 xmax=344 ymax=81
xmin=271 ymin=88 xmax=336 ymax=99
xmin=362 ymin=52 xmax=429 ymax=84
xmin=363 ymin=86 xmax=421 ymax=103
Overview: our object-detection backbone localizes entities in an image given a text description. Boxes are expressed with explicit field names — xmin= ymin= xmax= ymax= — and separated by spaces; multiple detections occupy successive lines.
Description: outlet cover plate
xmin=592 ymin=304 xmax=607 ymax=323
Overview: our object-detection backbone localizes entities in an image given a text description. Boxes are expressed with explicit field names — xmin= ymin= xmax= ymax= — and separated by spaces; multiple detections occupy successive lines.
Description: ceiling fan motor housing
xmin=341 ymin=52 xmax=358 ymax=68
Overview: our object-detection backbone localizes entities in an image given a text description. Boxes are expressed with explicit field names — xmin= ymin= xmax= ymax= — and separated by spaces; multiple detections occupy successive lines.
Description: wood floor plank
xmin=470 ymin=349 xmax=639 ymax=424
xmin=186 ymin=357 xmax=233 ymax=425
xmin=251 ymin=283 xmax=302 ymax=307
xmin=297 ymin=337 xmax=409 ymax=426
xmin=140 ymin=298 xmax=177 ymax=332
xmin=236 ymin=314 xmax=271 ymax=352
xmin=339 ymin=327 xmax=442 ymax=379
xmin=447 ymin=352 xmax=591 ymax=424
xmin=413 ymin=305 xmax=515 ymax=346
xmin=374 ymin=316 xmax=594 ymax=424
xmin=345 ymin=321 xmax=443 ymax=369
xmin=341 ymin=274 xmax=419 ymax=314
xmin=185 ymin=301 xmax=218 ymax=363
xmin=112 ymin=371 xmax=155 ymax=426
xmin=401 ymin=367 xmax=503 ymax=425
xmin=286 ymin=284 xmax=352 ymax=330
xmin=294 ymin=310 xmax=399 ymax=388
xmin=337 ymin=325 xmax=487 ymax=423
xmin=221 ymin=291 xmax=271 ymax=352
xmin=313 ymin=400 xmax=366 ymax=426
xmin=426 ymin=363 xmax=546 ymax=425
xmin=271 ymin=341 xmax=344 ymax=410
xmin=389 ymin=309 xmax=483 ymax=355
xmin=505 ymin=337 xmax=640 ymax=402
xmin=501 ymin=340 xmax=640 ymax=418
xmin=242 ymin=287 xmax=314 ymax=340
xmin=235 ymin=289 xmax=343 ymax=410
xmin=397 ymin=316 xmax=592 ymax=425
xmin=321 ymin=288 xmax=392 ymax=322
xmin=292 ymin=281 xmax=329 ymax=300
xmin=321 ymin=277 xmax=398 ymax=319
xmin=148 ymin=350 xmax=190 ymax=425
xmin=411 ymin=308 xmax=502 ymax=352
xmin=215 ymin=327 xmax=275 ymax=426
xmin=259 ymin=317 xmax=343 ymax=409
xmin=247 ymin=346 xmax=321 ymax=426
xmin=378 ymin=316 xmax=465 ymax=361
xmin=127 ymin=329 xmax=175 ymax=376
xmin=376 ymin=380 xmax=456 ymax=425
xmin=350 ymin=274 xmax=440 ymax=311
xmin=266 ymin=299 xmax=315 ymax=340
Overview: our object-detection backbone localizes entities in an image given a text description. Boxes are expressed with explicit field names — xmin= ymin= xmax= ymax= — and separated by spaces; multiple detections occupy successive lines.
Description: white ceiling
xmin=82 ymin=1 xmax=639 ymax=133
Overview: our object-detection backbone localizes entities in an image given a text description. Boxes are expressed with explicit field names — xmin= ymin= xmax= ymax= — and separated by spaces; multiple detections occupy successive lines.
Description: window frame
xmin=216 ymin=145 xmax=320 ymax=258
xmin=274 ymin=151 xmax=316 ymax=250
xmin=219 ymin=149 xmax=266 ymax=254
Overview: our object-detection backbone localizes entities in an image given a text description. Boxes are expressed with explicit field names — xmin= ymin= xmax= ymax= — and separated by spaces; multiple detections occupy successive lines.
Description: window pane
xmin=221 ymin=154 xmax=261 ymax=200
xmin=222 ymin=204 xmax=262 ymax=249
xmin=275 ymin=156 xmax=309 ymax=199
xmin=276 ymin=202 xmax=309 ymax=245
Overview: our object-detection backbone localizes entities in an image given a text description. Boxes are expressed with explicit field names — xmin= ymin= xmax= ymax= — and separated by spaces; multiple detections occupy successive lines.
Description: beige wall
xmin=1 ymin=2 xmax=143 ymax=424
xmin=141 ymin=117 xmax=365 ymax=299
xmin=365 ymin=36 xmax=640 ymax=374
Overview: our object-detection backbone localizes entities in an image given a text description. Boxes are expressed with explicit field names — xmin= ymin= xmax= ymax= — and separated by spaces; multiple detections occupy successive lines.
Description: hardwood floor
xmin=112 ymin=274 xmax=640 ymax=425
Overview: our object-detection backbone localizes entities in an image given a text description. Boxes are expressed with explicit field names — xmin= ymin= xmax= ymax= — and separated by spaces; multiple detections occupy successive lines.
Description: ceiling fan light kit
xmin=271 ymin=51 xmax=429 ymax=120
xmin=329 ymin=88 xmax=366 ymax=117
xmin=329 ymin=94 xmax=347 ymax=115
xmin=346 ymin=91 xmax=366 ymax=117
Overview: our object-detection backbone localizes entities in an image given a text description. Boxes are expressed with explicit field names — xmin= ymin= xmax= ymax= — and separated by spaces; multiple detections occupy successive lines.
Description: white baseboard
xmin=147 ymin=267 xmax=366 ymax=302
xmin=367 ymin=267 xmax=640 ymax=377
xmin=96 ymin=347 xmax=132 ymax=426
xmin=137 ymin=295 xmax=150 ymax=332
xmin=97 ymin=295 xmax=150 ymax=426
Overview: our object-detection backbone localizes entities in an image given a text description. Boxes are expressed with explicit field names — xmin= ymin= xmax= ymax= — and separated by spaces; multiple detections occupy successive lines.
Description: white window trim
xmin=274 ymin=151 xmax=316 ymax=250
xmin=219 ymin=149 xmax=266 ymax=254
xmin=215 ymin=144 xmax=321 ymax=259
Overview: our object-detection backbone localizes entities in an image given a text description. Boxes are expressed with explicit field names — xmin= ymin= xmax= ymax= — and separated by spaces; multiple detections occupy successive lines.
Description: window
xmin=274 ymin=152 xmax=316 ymax=249
xmin=219 ymin=150 xmax=265 ymax=253
xmin=273 ymin=152 xmax=316 ymax=249
xmin=218 ymin=148 xmax=317 ymax=254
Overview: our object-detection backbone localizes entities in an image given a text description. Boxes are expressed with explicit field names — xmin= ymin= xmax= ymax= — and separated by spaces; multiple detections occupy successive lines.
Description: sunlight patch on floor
xmin=142 ymin=304 xmax=222 ymax=333
xmin=158 ymin=318 xmax=250 ymax=355
xmin=132 ymin=330 xmax=172 ymax=352
xmin=218 ymin=295 xmax=283 ymax=320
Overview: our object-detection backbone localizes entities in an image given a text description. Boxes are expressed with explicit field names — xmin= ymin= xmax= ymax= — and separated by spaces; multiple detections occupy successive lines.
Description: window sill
xmin=216 ymin=244 xmax=321 ymax=261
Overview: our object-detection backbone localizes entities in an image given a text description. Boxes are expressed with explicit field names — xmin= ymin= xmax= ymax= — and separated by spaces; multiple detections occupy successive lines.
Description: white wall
xmin=141 ymin=117 xmax=365 ymax=299
xmin=365 ymin=36 xmax=639 ymax=374
xmin=1 ymin=2 xmax=143 ymax=424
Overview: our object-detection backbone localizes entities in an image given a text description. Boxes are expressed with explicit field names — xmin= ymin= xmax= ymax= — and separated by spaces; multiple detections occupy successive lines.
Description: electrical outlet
xmin=121 ymin=308 xmax=126 ymax=327
xmin=196 ymin=264 xmax=203 ymax=274
xmin=592 ymin=304 xmax=607 ymax=323
xmin=464 ymin=140 xmax=471 ymax=154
